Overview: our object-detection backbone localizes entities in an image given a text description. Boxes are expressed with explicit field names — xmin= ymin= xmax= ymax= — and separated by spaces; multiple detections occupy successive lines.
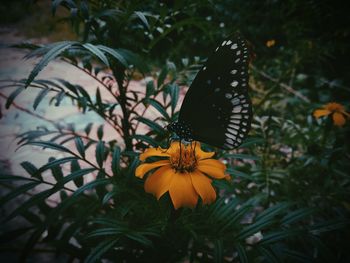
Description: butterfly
xmin=167 ymin=34 xmax=252 ymax=150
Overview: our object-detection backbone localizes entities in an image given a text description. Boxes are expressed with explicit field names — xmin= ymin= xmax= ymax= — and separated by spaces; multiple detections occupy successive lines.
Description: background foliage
xmin=1 ymin=0 xmax=349 ymax=262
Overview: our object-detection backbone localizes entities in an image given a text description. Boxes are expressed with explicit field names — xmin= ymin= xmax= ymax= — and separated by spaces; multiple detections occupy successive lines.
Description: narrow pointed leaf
xmin=83 ymin=43 xmax=110 ymax=67
xmin=33 ymin=88 xmax=50 ymax=110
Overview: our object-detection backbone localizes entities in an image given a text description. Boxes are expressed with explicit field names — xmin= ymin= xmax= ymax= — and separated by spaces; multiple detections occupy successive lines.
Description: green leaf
xmin=0 ymin=181 xmax=40 ymax=207
xmin=26 ymin=41 xmax=76 ymax=87
xmin=71 ymin=159 xmax=83 ymax=187
xmin=57 ymin=168 xmax=96 ymax=187
xmin=226 ymin=168 xmax=251 ymax=180
xmin=214 ymin=239 xmax=223 ymax=263
xmin=74 ymin=136 xmax=85 ymax=158
xmin=0 ymin=174 xmax=38 ymax=183
xmin=20 ymin=161 xmax=42 ymax=180
xmin=96 ymin=45 xmax=128 ymax=67
xmin=102 ymin=190 xmax=117 ymax=205
xmin=257 ymin=246 xmax=279 ymax=263
xmin=219 ymin=203 xmax=253 ymax=233
xmin=260 ymin=229 xmax=301 ymax=245
xmin=96 ymin=141 xmax=105 ymax=168
xmin=225 ymin=153 xmax=260 ymax=161
xmin=157 ymin=67 xmax=168 ymax=88
xmin=33 ymin=88 xmax=50 ymax=110
xmin=125 ymin=232 xmax=153 ymax=247
xmin=83 ymin=43 xmax=110 ymax=67
xmin=282 ymin=207 xmax=316 ymax=225
xmin=238 ymin=137 xmax=264 ymax=148
xmin=169 ymin=83 xmax=179 ymax=112
xmin=24 ymin=141 xmax=74 ymax=154
xmin=310 ymin=219 xmax=350 ymax=234
xmin=280 ymin=248 xmax=312 ymax=263
xmin=3 ymin=188 xmax=55 ymax=223
xmin=132 ymin=134 xmax=158 ymax=147
xmin=111 ymin=146 xmax=121 ymax=176
xmin=54 ymin=90 xmax=66 ymax=106
xmin=97 ymin=124 xmax=104 ymax=140
xmin=235 ymin=219 xmax=274 ymax=241
xmin=134 ymin=11 xmax=150 ymax=29
xmin=0 ymin=227 xmax=33 ymax=244
xmin=5 ymin=87 xmax=25 ymax=109
xmin=49 ymin=157 xmax=64 ymax=181
xmin=147 ymin=98 xmax=169 ymax=120
xmin=85 ymin=238 xmax=119 ymax=263
xmin=137 ymin=117 xmax=164 ymax=134
xmin=72 ymin=178 xmax=109 ymax=198
xmin=146 ymin=80 xmax=155 ymax=97
xmin=86 ymin=228 xmax=123 ymax=239
xmin=85 ymin=123 xmax=93 ymax=135
xmin=255 ymin=202 xmax=290 ymax=223
xmin=37 ymin=156 xmax=78 ymax=174
xmin=236 ymin=244 xmax=248 ymax=263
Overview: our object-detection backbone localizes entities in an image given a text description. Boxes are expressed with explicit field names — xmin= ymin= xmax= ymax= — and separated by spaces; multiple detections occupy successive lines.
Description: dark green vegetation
xmin=1 ymin=1 xmax=349 ymax=262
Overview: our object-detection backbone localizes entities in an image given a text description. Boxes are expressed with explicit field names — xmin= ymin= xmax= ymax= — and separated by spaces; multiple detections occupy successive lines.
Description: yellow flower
xmin=266 ymin=39 xmax=276 ymax=48
xmin=313 ymin=102 xmax=350 ymax=127
xmin=135 ymin=142 xmax=227 ymax=209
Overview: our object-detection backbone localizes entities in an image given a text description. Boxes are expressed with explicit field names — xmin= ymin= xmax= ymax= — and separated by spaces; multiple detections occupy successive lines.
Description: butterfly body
xmin=168 ymin=34 xmax=252 ymax=150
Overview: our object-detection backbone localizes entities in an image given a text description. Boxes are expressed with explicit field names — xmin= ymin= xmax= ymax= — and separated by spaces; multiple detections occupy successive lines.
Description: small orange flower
xmin=266 ymin=39 xmax=276 ymax=48
xmin=313 ymin=102 xmax=350 ymax=127
xmin=135 ymin=142 xmax=227 ymax=209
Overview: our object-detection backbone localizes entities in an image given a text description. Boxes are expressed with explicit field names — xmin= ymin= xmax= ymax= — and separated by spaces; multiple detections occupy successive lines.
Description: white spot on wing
xmin=225 ymin=93 xmax=232 ymax=99
xmin=231 ymin=114 xmax=242 ymax=119
xmin=228 ymin=125 xmax=239 ymax=131
xmin=222 ymin=41 xmax=227 ymax=46
xmin=230 ymin=119 xmax=240 ymax=124
xmin=232 ymin=106 xmax=242 ymax=113
xmin=226 ymin=40 xmax=232 ymax=45
xmin=231 ymin=81 xmax=238 ymax=87
xmin=231 ymin=98 xmax=240 ymax=106
xmin=231 ymin=43 xmax=238 ymax=50
xmin=231 ymin=69 xmax=237 ymax=74
xmin=225 ymin=132 xmax=236 ymax=140
xmin=226 ymin=138 xmax=234 ymax=144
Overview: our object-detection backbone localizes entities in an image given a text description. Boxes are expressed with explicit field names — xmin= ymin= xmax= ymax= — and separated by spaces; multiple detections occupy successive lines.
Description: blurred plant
xmin=0 ymin=0 xmax=349 ymax=262
xmin=313 ymin=102 xmax=350 ymax=127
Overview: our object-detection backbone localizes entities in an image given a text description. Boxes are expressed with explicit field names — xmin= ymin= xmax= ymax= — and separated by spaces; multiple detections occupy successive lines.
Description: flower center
xmin=170 ymin=148 xmax=197 ymax=173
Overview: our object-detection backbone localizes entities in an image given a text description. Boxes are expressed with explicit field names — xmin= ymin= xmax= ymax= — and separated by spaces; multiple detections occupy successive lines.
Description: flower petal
xmin=198 ymin=159 xmax=226 ymax=171
xmin=192 ymin=142 xmax=215 ymax=160
xmin=333 ymin=112 xmax=346 ymax=126
xmin=135 ymin=160 xmax=170 ymax=178
xmin=144 ymin=165 xmax=174 ymax=199
xmin=169 ymin=173 xmax=198 ymax=209
xmin=313 ymin=109 xmax=331 ymax=118
xmin=190 ymin=171 xmax=216 ymax=205
xmin=139 ymin=147 xmax=170 ymax=161
xmin=197 ymin=160 xmax=226 ymax=179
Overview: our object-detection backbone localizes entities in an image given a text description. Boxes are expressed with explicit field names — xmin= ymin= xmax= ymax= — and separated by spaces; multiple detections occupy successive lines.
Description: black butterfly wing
xmin=178 ymin=35 xmax=252 ymax=149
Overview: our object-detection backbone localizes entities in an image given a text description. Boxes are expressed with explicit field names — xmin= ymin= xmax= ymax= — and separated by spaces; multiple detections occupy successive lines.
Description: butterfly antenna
xmin=178 ymin=140 xmax=182 ymax=169
xmin=193 ymin=141 xmax=197 ymax=162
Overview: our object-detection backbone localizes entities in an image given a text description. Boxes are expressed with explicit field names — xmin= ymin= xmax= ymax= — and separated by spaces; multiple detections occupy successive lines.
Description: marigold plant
xmin=136 ymin=142 xmax=227 ymax=209
xmin=313 ymin=102 xmax=350 ymax=126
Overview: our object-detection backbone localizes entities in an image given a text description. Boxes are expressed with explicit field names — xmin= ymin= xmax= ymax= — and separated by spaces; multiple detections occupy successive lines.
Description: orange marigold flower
xmin=135 ymin=141 xmax=227 ymax=209
xmin=266 ymin=39 xmax=276 ymax=47
xmin=313 ymin=102 xmax=350 ymax=127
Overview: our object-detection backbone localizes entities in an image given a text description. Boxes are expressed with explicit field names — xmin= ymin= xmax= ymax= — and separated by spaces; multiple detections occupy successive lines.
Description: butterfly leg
xmin=161 ymin=136 xmax=173 ymax=153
